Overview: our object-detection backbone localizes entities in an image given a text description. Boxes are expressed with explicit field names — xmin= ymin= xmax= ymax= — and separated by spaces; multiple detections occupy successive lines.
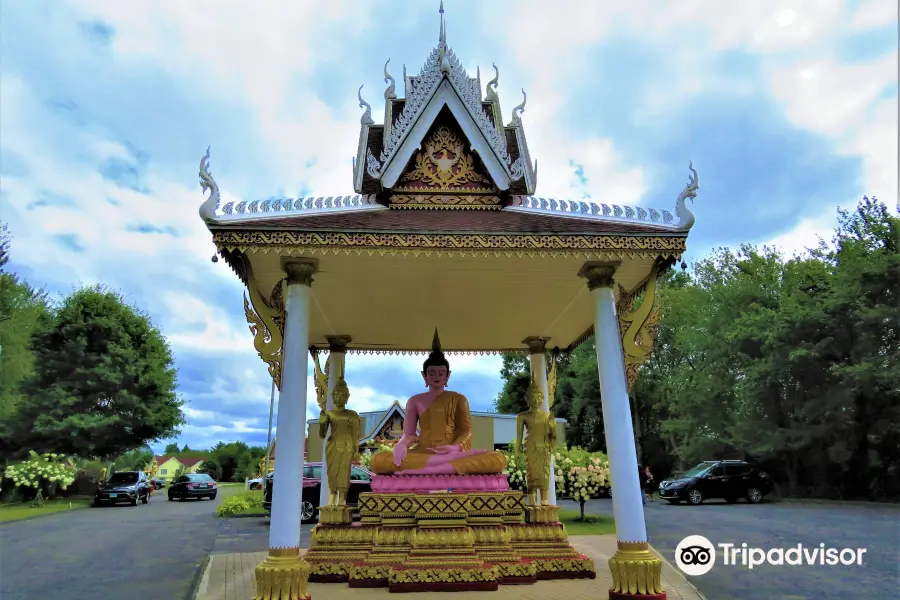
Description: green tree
xmin=164 ymin=442 xmax=180 ymax=455
xmin=18 ymin=285 xmax=185 ymax=458
xmin=0 ymin=226 xmax=52 ymax=460
xmin=209 ymin=441 xmax=251 ymax=482
xmin=493 ymin=353 xmax=531 ymax=414
xmin=200 ymin=457 xmax=222 ymax=480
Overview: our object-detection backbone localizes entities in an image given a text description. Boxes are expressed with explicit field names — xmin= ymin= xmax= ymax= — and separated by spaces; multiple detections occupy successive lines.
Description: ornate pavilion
xmin=199 ymin=6 xmax=698 ymax=600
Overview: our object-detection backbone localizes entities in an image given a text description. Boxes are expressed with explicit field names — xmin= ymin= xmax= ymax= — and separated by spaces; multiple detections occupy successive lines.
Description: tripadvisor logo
xmin=675 ymin=535 xmax=867 ymax=576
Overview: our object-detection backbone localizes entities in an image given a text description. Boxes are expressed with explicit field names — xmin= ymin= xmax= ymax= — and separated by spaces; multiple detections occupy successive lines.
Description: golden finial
xmin=431 ymin=327 xmax=442 ymax=352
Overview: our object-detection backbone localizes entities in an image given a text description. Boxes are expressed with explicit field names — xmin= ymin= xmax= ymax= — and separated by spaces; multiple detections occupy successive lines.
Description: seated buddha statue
xmin=369 ymin=330 xmax=507 ymax=476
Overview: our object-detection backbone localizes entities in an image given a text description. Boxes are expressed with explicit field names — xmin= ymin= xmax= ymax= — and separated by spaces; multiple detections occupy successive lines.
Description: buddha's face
xmin=527 ymin=385 xmax=544 ymax=409
xmin=422 ymin=365 xmax=450 ymax=389
xmin=333 ymin=383 xmax=350 ymax=409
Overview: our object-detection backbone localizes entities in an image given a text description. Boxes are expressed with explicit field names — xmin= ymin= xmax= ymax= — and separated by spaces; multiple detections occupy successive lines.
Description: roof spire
xmin=439 ymin=0 xmax=446 ymax=45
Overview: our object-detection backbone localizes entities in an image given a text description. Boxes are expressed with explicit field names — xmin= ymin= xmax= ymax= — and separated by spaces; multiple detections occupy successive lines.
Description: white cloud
xmin=3 ymin=0 xmax=897 ymax=452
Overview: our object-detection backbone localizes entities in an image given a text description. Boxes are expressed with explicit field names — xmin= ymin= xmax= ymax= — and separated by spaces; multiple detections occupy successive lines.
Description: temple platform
xmin=194 ymin=535 xmax=705 ymax=600
xmin=302 ymin=489 xmax=595 ymax=592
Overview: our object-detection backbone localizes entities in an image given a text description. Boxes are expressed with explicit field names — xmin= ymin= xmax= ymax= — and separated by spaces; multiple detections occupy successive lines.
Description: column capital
xmin=522 ymin=336 xmax=551 ymax=354
xmin=281 ymin=258 xmax=318 ymax=287
xmin=578 ymin=261 xmax=621 ymax=291
xmin=326 ymin=335 xmax=353 ymax=353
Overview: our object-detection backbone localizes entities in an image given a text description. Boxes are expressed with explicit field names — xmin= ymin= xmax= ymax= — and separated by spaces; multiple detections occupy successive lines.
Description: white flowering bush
xmin=501 ymin=447 xmax=527 ymax=492
xmin=4 ymin=451 xmax=77 ymax=505
xmin=553 ymin=447 xmax=610 ymax=520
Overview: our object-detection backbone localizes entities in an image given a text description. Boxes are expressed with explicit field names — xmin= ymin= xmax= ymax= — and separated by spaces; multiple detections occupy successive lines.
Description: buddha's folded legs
xmin=368 ymin=448 xmax=508 ymax=475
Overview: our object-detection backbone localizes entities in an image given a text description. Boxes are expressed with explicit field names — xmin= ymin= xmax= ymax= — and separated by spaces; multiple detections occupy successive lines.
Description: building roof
xmin=211 ymin=203 xmax=682 ymax=235
xmin=153 ymin=455 xmax=205 ymax=468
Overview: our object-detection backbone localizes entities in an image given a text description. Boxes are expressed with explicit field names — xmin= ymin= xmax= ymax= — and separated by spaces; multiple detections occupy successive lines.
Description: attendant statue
xmin=369 ymin=329 xmax=507 ymax=475
xmin=515 ymin=373 xmax=557 ymax=505
xmin=318 ymin=376 xmax=360 ymax=505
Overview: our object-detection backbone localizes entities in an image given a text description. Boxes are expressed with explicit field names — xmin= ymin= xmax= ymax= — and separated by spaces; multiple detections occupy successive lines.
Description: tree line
xmin=111 ymin=441 xmax=268 ymax=483
xmin=495 ymin=198 xmax=899 ymax=501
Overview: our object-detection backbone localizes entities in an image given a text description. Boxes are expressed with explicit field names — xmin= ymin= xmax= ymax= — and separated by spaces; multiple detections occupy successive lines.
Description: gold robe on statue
xmin=319 ymin=409 xmax=359 ymax=494
xmin=369 ymin=391 xmax=506 ymax=475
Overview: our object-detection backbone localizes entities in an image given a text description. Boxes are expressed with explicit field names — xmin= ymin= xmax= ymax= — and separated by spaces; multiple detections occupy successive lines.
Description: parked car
xmin=151 ymin=478 xmax=166 ymax=489
xmin=93 ymin=471 xmax=151 ymax=506
xmin=657 ymin=460 xmax=773 ymax=505
xmin=248 ymin=476 xmax=264 ymax=490
xmin=167 ymin=473 xmax=218 ymax=501
xmin=263 ymin=462 xmax=373 ymax=523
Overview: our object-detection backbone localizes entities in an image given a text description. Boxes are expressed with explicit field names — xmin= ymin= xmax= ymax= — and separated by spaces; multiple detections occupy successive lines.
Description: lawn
xmin=0 ymin=497 xmax=93 ymax=522
xmin=558 ymin=508 xmax=616 ymax=535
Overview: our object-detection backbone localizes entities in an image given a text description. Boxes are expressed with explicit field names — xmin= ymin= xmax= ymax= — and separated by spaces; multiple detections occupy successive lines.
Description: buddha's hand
xmin=393 ymin=444 xmax=408 ymax=467
xmin=430 ymin=444 xmax=461 ymax=455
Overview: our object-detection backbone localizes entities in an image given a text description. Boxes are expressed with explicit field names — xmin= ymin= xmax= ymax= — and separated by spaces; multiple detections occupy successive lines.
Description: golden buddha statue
xmin=318 ymin=376 xmax=360 ymax=505
xmin=516 ymin=372 xmax=557 ymax=505
xmin=369 ymin=329 xmax=507 ymax=476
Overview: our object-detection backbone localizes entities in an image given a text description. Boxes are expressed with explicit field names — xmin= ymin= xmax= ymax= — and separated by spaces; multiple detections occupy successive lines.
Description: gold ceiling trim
xmin=392 ymin=185 xmax=497 ymax=194
xmin=217 ymin=244 xmax=682 ymax=261
xmin=211 ymin=230 xmax=687 ymax=255
xmin=341 ymin=347 xmax=529 ymax=356
xmin=389 ymin=194 xmax=503 ymax=210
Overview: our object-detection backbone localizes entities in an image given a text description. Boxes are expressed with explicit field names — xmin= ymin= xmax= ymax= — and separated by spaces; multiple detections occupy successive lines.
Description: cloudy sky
xmin=2 ymin=0 xmax=896 ymax=453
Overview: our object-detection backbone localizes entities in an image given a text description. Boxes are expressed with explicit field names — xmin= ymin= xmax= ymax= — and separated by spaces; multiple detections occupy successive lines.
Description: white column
xmin=524 ymin=337 xmax=557 ymax=505
xmin=580 ymin=262 xmax=648 ymax=544
xmin=268 ymin=259 xmax=317 ymax=551
xmin=320 ymin=335 xmax=351 ymax=507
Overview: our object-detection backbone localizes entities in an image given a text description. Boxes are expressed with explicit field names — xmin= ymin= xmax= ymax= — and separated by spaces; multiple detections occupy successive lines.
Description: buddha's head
xmin=526 ymin=380 xmax=544 ymax=409
xmin=422 ymin=328 xmax=451 ymax=390
xmin=333 ymin=378 xmax=350 ymax=409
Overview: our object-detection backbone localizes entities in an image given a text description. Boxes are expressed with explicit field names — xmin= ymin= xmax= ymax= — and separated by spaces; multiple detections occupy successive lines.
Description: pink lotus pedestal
xmin=371 ymin=473 xmax=510 ymax=493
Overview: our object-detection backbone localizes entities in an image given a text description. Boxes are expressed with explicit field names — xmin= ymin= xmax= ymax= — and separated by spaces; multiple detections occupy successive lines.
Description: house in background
xmin=149 ymin=455 xmax=207 ymax=482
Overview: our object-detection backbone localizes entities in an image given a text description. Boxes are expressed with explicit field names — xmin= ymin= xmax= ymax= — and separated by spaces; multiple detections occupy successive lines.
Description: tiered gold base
xmin=303 ymin=491 xmax=594 ymax=592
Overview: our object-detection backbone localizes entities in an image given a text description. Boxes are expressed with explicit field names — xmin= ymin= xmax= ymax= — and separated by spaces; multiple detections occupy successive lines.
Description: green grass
xmin=0 ymin=497 xmax=93 ymax=522
xmin=559 ymin=508 xmax=616 ymax=536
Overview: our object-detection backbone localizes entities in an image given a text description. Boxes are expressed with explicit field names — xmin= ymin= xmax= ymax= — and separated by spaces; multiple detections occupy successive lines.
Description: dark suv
xmin=263 ymin=462 xmax=373 ymax=523
xmin=93 ymin=471 xmax=151 ymax=506
xmin=658 ymin=460 xmax=773 ymax=505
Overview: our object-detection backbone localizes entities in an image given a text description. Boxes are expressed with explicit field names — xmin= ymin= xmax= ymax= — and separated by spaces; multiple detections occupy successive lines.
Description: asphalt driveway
xmin=0 ymin=490 xmax=311 ymax=600
xmin=1 ymin=491 xmax=221 ymax=600
xmin=565 ymin=497 xmax=900 ymax=600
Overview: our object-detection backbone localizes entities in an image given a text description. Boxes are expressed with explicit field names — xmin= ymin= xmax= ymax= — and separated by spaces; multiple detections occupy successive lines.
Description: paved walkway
xmin=196 ymin=535 xmax=705 ymax=600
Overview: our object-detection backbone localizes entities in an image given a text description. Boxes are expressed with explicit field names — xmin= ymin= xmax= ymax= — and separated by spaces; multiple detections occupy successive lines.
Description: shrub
xmin=216 ymin=490 xmax=264 ymax=518
xmin=4 ymin=451 xmax=77 ymax=502
xmin=358 ymin=444 xmax=393 ymax=470
xmin=554 ymin=446 xmax=610 ymax=519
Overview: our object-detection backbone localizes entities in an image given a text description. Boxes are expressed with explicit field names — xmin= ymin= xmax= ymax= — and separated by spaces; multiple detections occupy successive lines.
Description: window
xmin=307 ymin=466 xmax=322 ymax=479
xmin=725 ymin=465 xmax=748 ymax=476
xmin=161 ymin=469 xmax=167 ymax=475
xmin=707 ymin=466 xmax=724 ymax=477
xmin=351 ymin=468 xmax=370 ymax=481
xmin=108 ymin=472 xmax=139 ymax=484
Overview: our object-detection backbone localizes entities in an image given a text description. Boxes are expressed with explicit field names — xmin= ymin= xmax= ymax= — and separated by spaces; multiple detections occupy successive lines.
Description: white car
xmin=248 ymin=477 xmax=264 ymax=490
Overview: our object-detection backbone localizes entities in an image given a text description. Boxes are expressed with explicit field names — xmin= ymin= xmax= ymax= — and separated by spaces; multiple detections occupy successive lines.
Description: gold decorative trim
xmin=392 ymin=186 xmax=498 ymax=194
xmin=522 ymin=336 xmax=549 ymax=354
xmin=617 ymin=540 xmax=650 ymax=551
xmin=398 ymin=126 xmax=494 ymax=189
xmin=245 ymin=275 xmax=283 ymax=390
xmin=255 ymin=551 xmax=310 ymax=600
xmin=390 ymin=194 xmax=502 ymax=210
xmin=267 ymin=546 xmax=302 ymax=557
xmin=617 ymin=258 xmax=666 ymax=392
xmin=213 ymin=230 xmax=687 ymax=255
xmin=326 ymin=335 xmax=352 ymax=354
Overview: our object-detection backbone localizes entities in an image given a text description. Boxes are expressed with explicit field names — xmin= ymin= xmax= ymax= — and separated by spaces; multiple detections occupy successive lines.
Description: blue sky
xmin=1 ymin=0 xmax=897 ymax=453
